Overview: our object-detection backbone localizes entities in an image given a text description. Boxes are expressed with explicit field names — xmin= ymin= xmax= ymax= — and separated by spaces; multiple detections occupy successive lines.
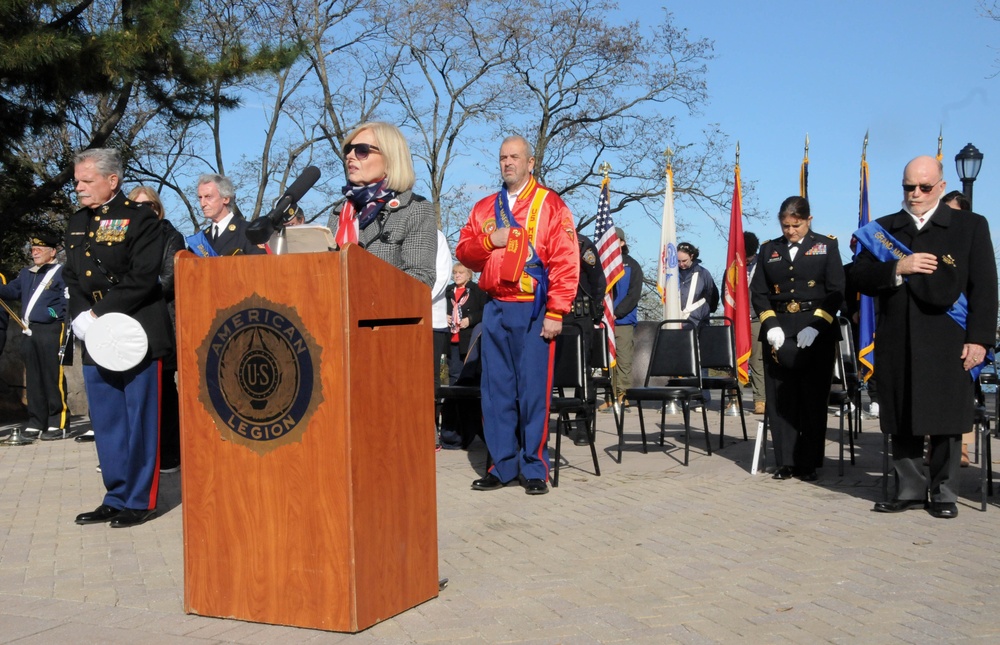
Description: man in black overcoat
xmin=850 ymin=155 xmax=998 ymax=519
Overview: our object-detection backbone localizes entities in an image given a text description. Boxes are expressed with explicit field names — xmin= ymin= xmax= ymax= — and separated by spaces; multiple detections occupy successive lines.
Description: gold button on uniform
xmin=85 ymin=270 xmax=92 ymax=277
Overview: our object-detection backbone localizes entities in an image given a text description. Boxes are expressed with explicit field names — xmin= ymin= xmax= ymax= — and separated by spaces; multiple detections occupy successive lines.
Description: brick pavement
xmin=1 ymin=404 xmax=999 ymax=644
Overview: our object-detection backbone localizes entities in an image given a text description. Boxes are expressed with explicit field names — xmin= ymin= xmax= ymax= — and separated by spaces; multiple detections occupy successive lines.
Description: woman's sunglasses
xmin=343 ymin=143 xmax=381 ymax=161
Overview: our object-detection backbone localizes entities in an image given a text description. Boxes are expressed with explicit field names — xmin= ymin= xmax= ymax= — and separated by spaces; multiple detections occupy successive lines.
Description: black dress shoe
xmin=872 ymin=499 xmax=927 ymax=513
xmin=771 ymin=466 xmax=793 ymax=480
xmin=40 ymin=428 xmax=68 ymax=441
xmin=928 ymin=501 xmax=958 ymax=519
xmin=74 ymin=432 xmax=95 ymax=443
xmin=110 ymin=508 xmax=158 ymax=528
xmin=75 ymin=505 xmax=122 ymax=525
xmin=471 ymin=473 xmax=505 ymax=491
xmin=798 ymin=470 xmax=819 ymax=482
xmin=66 ymin=426 xmax=90 ymax=440
xmin=524 ymin=478 xmax=549 ymax=495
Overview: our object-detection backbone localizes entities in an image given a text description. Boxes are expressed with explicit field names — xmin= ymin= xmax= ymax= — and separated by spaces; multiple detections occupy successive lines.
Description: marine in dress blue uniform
xmin=64 ymin=149 xmax=172 ymax=528
xmin=0 ymin=233 xmax=70 ymax=438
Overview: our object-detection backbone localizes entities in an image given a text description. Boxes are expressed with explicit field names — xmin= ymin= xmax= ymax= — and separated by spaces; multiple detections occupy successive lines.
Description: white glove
xmin=797 ymin=327 xmax=819 ymax=348
xmin=766 ymin=327 xmax=785 ymax=350
xmin=72 ymin=310 xmax=96 ymax=341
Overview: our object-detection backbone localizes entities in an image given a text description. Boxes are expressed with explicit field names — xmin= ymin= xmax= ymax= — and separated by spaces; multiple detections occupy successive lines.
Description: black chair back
xmin=699 ymin=317 xmax=737 ymax=372
xmin=645 ymin=320 xmax=701 ymax=385
xmin=837 ymin=317 xmax=859 ymax=386
xmin=590 ymin=323 xmax=610 ymax=371
xmin=553 ymin=323 xmax=586 ymax=395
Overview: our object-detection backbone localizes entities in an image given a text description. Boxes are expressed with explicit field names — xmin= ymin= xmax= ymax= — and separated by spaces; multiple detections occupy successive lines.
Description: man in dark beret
xmin=850 ymin=155 xmax=998 ymax=519
xmin=0 ymin=231 xmax=72 ymax=440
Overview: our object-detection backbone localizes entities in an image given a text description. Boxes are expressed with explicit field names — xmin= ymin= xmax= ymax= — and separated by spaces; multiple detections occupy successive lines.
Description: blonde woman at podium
xmin=331 ymin=122 xmax=437 ymax=288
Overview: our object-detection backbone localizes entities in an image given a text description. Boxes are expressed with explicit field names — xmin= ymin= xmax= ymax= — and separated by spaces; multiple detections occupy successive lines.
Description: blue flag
xmin=856 ymin=159 xmax=875 ymax=381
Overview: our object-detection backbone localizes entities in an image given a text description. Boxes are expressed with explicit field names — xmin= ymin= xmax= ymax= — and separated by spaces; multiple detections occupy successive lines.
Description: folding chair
xmin=436 ymin=326 xmax=483 ymax=450
xmin=590 ymin=323 xmax=620 ymax=427
xmin=829 ymin=316 xmax=858 ymax=475
xmin=550 ymin=323 xmax=601 ymax=487
xmin=975 ymin=368 xmax=997 ymax=511
xmin=616 ymin=320 xmax=712 ymax=466
xmin=698 ymin=317 xmax=748 ymax=448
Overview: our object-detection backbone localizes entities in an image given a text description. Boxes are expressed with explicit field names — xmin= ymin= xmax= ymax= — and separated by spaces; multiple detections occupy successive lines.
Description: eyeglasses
xmin=343 ymin=143 xmax=381 ymax=161
xmin=902 ymin=181 xmax=940 ymax=194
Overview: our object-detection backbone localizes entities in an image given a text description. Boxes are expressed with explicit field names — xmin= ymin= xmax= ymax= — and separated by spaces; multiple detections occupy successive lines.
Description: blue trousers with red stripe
xmin=83 ymin=358 xmax=161 ymax=510
xmin=480 ymin=300 xmax=554 ymax=482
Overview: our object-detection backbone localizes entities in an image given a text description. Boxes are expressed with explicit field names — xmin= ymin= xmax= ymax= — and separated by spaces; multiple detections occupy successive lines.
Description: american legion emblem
xmin=198 ymin=296 xmax=323 ymax=455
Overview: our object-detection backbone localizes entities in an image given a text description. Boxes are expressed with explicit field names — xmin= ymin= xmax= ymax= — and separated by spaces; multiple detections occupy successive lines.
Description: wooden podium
xmin=174 ymin=246 xmax=438 ymax=633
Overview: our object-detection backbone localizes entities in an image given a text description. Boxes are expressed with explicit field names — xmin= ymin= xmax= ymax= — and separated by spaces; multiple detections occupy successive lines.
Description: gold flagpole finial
xmin=804 ymin=133 xmax=810 ymax=159
xmin=862 ymin=130 xmax=869 ymax=162
xmin=937 ymin=126 xmax=943 ymax=161
xmin=735 ymin=141 xmax=740 ymax=167
xmin=663 ymin=147 xmax=673 ymax=174
xmin=599 ymin=161 xmax=611 ymax=179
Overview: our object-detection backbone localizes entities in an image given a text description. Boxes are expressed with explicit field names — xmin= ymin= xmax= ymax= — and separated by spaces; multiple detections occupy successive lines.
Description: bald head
xmin=902 ymin=155 xmax=945 ymax=217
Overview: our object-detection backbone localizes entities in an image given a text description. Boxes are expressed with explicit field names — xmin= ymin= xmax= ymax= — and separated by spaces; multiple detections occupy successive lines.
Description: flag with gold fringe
xmin=656 ymin=159 xmax=681 ymax=321
xmin=856 ymin=152 xmax=876 ymax=381
xmin=724 ymin=162 xmax=751 ymax=383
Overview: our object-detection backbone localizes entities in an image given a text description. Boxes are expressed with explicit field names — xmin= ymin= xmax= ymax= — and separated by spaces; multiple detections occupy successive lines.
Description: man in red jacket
xmin=456 ymin=135 xmax=580 ymax=495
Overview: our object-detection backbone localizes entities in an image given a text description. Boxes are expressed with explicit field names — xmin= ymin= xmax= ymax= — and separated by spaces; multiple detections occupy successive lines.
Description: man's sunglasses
xmin=343 ymin=143 xmax=381 ymax=160
xmin=902 ymin=182 xmax=939 ymax=194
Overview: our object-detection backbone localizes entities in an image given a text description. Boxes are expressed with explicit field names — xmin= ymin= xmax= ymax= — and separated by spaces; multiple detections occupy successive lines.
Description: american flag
xmin=594 ymin=177 xmax=624 ymax=364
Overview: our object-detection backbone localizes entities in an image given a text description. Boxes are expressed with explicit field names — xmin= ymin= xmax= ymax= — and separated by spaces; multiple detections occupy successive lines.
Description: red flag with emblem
xmin=723 ymin=164 xmax=751 ymax=384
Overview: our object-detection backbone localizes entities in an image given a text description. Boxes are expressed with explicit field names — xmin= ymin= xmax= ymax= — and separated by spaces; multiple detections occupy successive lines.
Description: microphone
xmin=246 ymin=166 xmax=322 ymax=245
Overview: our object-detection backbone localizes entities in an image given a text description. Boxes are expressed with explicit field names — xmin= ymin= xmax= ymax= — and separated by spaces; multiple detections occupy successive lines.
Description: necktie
xmin=212 ymin=224 xmax=220 ymax=241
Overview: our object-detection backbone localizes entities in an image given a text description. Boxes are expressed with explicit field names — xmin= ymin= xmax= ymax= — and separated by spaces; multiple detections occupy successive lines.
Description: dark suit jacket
xmin=205 ymin=214 xmax=265 ymax=256
xmin=850 ymin=203 xmax=998 ymax=436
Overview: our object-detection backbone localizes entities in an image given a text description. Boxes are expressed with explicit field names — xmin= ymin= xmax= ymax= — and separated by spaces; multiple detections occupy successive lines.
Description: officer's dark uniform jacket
xmin=752 ymin=230 xmax=844 ymax=353
xmin=63 ymin=191 xmax=172 ymax=365
xmin=203 ymin=213 xmax=265 ymax=256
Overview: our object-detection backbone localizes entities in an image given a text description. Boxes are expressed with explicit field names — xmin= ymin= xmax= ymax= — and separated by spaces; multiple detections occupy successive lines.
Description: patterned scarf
xmin=335 ymin=178 xmax=397 ymax=245
xmin=450 ymin=285 xmax=469 ymax=335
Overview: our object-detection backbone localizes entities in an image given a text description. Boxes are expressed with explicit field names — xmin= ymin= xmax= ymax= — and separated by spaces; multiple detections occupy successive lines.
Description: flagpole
xmin=800 ymin=134 xmax=809 ymax=199
xmin=0 ymin=298 xmax=28 ymax=332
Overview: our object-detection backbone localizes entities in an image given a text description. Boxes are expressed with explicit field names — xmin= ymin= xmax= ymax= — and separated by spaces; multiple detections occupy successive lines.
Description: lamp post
xmin=955 ymin=143 xmax=983 ymax=210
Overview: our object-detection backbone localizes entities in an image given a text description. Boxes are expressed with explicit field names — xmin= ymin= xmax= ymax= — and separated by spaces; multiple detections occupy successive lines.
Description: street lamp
xmin=955 ymin=143 xmax=983 ymax=210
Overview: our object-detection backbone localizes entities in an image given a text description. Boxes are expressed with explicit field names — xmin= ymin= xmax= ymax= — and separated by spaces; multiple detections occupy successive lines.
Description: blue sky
xmin=646 ymin=0 xmax=1000 ymax=280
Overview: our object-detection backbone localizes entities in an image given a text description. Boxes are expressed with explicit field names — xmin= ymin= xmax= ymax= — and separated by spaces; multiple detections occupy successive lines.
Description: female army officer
xmin=751 ymin=196 xmax=844 ymax=481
